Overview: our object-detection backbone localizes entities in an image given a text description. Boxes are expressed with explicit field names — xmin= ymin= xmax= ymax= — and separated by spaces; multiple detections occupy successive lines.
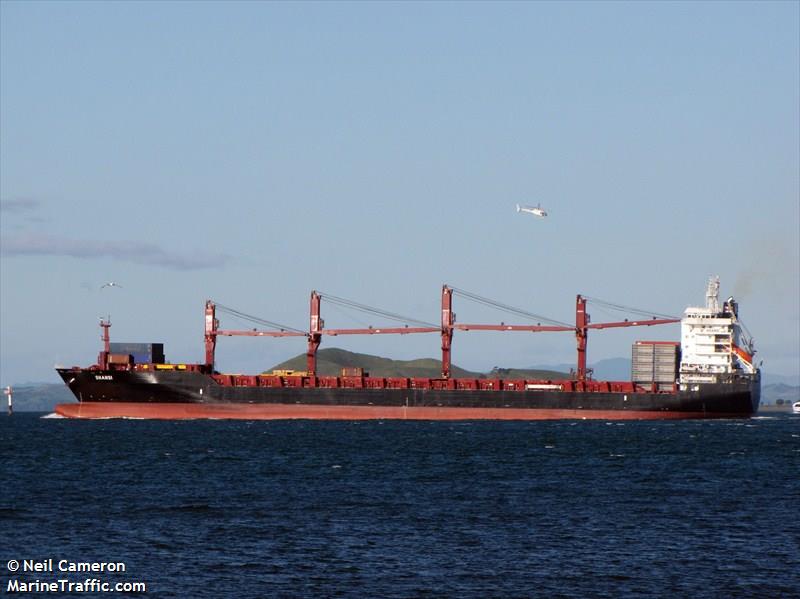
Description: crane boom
xmin=203 ymin=289 xmax=679 ymax=381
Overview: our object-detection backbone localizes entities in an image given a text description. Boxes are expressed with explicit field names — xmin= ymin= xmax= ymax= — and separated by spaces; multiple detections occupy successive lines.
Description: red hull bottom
xmin=54 ymin=402 xmax=747 ymax=421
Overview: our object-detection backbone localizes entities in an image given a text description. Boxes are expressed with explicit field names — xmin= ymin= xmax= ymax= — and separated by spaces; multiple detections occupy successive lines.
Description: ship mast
xmin=575 ymin=296 xmax=589 ymax=382
xmin=441 ymin=286 xmax=454 ymax=379
xmin=204 ymin=300 xmax=217 ymax=369
xmin=307 ymin=291 xmax=322 ymax=375
xmin=98 ymin=317 xmax=111 ymax=369
xmin=705 ymin=276 xmax=720 ymax=313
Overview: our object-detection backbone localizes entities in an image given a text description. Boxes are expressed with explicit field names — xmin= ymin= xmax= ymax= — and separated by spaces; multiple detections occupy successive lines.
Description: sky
xmin=1 ymin=1 xmax=798 ymax=385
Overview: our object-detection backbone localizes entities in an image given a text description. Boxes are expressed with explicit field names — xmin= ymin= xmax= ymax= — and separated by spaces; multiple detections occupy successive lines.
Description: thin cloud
xmin=0 ymin=198 xmax=49 ymax=225
xmin=1 ymin=233 xmax=231 ymax=271
xmin=0 ymin=198 xmax=41 ymax=213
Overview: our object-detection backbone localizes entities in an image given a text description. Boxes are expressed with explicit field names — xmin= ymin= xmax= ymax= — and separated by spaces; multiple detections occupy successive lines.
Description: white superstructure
xmin=679 ymin=276 xmax=757 ymax=386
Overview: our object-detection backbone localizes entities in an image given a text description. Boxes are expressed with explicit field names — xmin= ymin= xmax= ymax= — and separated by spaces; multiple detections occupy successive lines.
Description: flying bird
xmin=100 ymin=282 xmax=123 ymax=289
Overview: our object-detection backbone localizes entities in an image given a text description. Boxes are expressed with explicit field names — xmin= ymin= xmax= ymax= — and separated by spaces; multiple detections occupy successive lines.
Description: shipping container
xmin=109 ymin=343 xmax=165 ymax=364
xmin=632 ymin=341 xmax=679 ymax=384
xmin=107 ymin=353 xmax=133 ymax=366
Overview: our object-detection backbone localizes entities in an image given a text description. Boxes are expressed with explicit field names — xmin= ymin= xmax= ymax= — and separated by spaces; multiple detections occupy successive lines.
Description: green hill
xmin=270 ymin=347 xmax=568 ymax=380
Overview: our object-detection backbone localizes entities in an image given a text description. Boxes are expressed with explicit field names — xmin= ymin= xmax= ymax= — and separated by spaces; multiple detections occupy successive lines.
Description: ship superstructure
xmin=679 ymin=276 xmax=758 ymax=387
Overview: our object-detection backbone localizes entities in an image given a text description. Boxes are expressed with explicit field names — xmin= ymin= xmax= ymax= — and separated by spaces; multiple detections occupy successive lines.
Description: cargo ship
xmin=55 ymin=278 xmax=760 ymax=420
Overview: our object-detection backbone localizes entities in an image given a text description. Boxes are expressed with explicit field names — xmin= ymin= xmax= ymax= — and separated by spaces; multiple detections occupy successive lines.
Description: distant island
xmin=5 ymin=347 xmax=798 ymax=412
xmin=269 ymin=347 xmax=568 ymax=380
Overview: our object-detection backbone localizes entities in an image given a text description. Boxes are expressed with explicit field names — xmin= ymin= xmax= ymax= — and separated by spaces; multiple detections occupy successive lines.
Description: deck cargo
xmin=109 ymin=342 xmax=165 ymax=364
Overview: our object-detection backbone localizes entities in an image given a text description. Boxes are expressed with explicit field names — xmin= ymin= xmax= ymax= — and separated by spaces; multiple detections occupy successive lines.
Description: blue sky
xmin=1 ymin=1 xmax=798 ymax=385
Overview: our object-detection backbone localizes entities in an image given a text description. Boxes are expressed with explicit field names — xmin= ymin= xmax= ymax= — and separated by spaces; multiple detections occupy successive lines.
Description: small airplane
xmin=516 ymin=203 xmax=548 ymax=218
xmin=100 ymin=282 xmax=123 ymax=289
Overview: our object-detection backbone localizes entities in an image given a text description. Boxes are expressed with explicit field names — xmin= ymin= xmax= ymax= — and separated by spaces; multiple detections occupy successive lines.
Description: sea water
xmin=1 ymin=414 xmax=798 ymax=597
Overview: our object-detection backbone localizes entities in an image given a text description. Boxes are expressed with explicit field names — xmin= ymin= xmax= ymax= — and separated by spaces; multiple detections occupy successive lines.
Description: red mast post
xmin=442 ymin=285 xmax=456 ymax=379
xmin=307 ymin=291 xmax=322 ymax=375
xmin=204 ymin=300 xmax=218 ymax=370
xmin=441 ymin=285 xmax=454 ymax=379
xmin=575 ymin=295 xmax=589 ymax=382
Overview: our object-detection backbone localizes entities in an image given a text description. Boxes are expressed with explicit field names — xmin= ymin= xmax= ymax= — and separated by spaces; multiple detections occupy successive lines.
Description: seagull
xmin=100 ymin=282 xmax=123 ymax=289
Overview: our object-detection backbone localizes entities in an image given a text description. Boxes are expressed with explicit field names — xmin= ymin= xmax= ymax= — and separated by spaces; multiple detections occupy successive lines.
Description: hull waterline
xmin=54 ymin=401 xmax=752 ymax=421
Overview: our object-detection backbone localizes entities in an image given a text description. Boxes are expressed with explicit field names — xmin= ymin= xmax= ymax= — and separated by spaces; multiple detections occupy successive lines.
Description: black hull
xmin=56 ymin=369 xmax=760 ymax=419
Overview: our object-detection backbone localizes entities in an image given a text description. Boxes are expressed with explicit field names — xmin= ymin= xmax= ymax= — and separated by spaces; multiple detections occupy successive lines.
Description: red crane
xmin=204 ymin=300 xmax=307 ymax=370
xmin=202 ymin=287 xmax=679 ymax=380
xmin=441 ymin=287 xmax=678 ymax=381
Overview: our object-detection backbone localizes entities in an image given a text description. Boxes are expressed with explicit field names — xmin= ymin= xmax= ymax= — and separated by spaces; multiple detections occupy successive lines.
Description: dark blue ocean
xmin=1 ymin=414 xmax=798 ymax=598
